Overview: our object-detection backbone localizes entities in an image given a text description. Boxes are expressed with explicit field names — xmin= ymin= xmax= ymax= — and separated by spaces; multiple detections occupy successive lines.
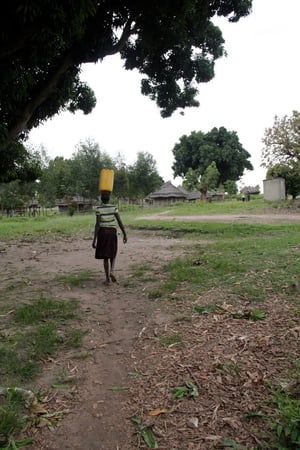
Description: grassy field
xmin=0 ymin=197 xmax=297 ymax=239
xmin=0 ymin=199 xmax=300 ymax=448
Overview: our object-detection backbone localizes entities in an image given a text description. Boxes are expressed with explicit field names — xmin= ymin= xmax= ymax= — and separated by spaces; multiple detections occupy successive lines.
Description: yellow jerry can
xmin=98 ymin=168 xmax=114 ymax=192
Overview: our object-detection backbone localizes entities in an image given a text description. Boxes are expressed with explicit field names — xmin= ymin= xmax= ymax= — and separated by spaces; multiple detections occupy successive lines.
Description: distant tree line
xmin=5 ymin=109 xmax=300 ymax=214
xmin=0 ymin=140 xmax=163 ymax=211
xmin=0 ymin=124 xmax=260 ymax=212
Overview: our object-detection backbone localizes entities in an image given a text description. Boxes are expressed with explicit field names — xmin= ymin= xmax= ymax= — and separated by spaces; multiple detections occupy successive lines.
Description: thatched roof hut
xmin=240 ymin=186 xmax=260 ymax=195
xmin=146 ymin=182 xmax=225 ymax=205
xmin=146 ymin=181 xmax=187 ymax=205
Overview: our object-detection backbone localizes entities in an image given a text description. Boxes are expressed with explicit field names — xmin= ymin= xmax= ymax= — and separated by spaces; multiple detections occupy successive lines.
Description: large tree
xmin=1 ymin=1 xmax=252 ymax=181
xmin=172 ymin=126 xmax=253 ymax=185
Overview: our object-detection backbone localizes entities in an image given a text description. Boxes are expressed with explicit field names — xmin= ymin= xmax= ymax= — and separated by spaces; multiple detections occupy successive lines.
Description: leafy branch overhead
xmin=0 ymin=1 xmax=252 ymax=181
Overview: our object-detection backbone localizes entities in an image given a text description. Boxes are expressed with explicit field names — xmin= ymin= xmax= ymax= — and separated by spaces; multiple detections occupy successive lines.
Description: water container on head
xmin=98 ymin=168 xmax=114 ymax=193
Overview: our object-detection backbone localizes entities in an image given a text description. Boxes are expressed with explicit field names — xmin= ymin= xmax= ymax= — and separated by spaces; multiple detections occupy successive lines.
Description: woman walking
xmin=92 ymin=192 xmax=127 ymax=285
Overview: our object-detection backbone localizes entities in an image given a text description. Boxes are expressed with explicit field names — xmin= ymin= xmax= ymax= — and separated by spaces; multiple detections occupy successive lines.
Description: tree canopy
xmin=261 ymin=111 xmax=300 ymax=167
xmin=0 ymin=0 xmax=252 ymax=181
xmin=172 ymin=126 xmax=253 ymax=185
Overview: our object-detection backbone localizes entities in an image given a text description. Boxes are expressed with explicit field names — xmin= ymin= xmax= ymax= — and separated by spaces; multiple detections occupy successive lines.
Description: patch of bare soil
xmin=0 ymin=217 xmax=299 ymax=449
xmin=0 ymin=230 xmax=191 ymax=449
xmin=138 ymin=210 xmax=300 ymax=223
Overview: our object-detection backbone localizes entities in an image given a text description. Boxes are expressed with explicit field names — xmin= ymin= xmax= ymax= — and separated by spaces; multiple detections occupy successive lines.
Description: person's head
xmin=101 ymin=191 xmax=110 ymax=204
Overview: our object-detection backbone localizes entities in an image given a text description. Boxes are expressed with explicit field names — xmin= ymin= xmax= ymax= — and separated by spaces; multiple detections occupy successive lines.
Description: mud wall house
xmin=27 ymin=199 xmax=40 ymax=216
xmin=240 ymin=186 xmax=261 ymax=196
xmin=186 ymin=190 xmax=201 ymax=202
xmin=57 ymin=196 xmax=93 ymax=213
xmin=185 ymin=189 xmax=224 ymax=202
xmin=263 ymin=178 xmax=286 ymax=201
xmin=146 ymin=181 xmax=187 ymax=206
xmin=207 ymin=191 xmax=225 ymax=201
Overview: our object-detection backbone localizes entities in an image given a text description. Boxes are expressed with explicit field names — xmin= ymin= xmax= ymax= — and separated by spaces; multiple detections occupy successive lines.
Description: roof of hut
xmin=148 ymin=181 xmax=187 ymax=199
xmin=186 ymin=190 xmax=201 ymax=200
xmin=240 ymin=186 xmax=260 ymax=194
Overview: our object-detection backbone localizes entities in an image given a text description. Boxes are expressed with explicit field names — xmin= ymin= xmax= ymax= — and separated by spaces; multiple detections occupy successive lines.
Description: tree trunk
xmin=199 ymin=188 xmax=207 ymax=201
xmin=5 ymin=55 xmax=73 ymax=146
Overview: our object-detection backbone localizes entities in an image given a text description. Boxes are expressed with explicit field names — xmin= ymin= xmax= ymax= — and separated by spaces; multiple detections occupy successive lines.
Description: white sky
xmin=28 ymin=0 xmax=300 ymax=190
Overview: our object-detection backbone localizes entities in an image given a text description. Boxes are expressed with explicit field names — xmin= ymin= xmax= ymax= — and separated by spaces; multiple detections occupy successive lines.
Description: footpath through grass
xmin=0 ymin=199 xmax=300 ymax=448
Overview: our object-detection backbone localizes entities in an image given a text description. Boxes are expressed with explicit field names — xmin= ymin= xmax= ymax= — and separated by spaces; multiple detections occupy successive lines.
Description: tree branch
xmin=6 ymin=55 xmax=73 ymax=144
xmin=107 ymin=17 xmax=136 ymax=55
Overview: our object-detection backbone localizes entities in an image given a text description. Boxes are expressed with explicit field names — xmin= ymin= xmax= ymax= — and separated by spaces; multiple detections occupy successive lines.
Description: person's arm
xmin=115 ymin=212 xmax=127 ymax=243
xmin=92 ymin=215 xmax=100 ymax=248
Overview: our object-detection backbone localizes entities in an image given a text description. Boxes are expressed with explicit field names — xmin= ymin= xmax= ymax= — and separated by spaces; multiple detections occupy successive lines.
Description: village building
xmin=57 ymin=195 xmax=94 ymax=213
xmin=146 ymin=181 xmax=225 ymax=205
xmin=145 ymin=181 xmax=187 ymax=206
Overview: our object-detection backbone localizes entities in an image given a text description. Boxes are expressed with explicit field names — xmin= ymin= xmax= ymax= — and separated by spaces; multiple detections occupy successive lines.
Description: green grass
xmin=0 ymin=296 xmax=81 ymax=385
xmin=159 ymin=333 xmax=182 ymax=347
xmin=14 ymin=296 xmax=79 ymax=324
xmin=0 ymin=199 xmax=299 ymax=447
xmin=56 ymin=270 xmax=94 ymax=287
xmin=266 ymin=360 xmax=300 ymax=449
xmin=0 ymin=198 xmax=296 ymax=239
xmin=148 ymin=222 xmax=300 ymax=303
xmin=0 ymin=389 xmax=29 ymax=446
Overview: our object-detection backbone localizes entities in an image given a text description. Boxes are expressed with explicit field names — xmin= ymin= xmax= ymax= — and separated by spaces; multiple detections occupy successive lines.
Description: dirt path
xmin=1 ymin=230 xmax=190 ymax=449
xmin=137 ymin=211 xmax=300 ymax=223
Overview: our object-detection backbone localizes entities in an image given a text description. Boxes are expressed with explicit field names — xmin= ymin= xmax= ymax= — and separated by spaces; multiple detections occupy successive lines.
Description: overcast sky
xmin=29 ymin=0 xmax=300 ymax=190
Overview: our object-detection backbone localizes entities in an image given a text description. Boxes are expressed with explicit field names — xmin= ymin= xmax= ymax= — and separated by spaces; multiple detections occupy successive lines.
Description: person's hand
xmin=123 ymin=235 xmax=127 ymax=244
xmin=92 ymin=241 xmax=96 ymax=249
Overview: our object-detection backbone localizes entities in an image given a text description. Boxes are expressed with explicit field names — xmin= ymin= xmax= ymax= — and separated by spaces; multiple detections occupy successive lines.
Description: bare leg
xmin=103 ymin=259 xmax=110 ymax=284
xmin=110 ymin=257 xmax=117 ymax=282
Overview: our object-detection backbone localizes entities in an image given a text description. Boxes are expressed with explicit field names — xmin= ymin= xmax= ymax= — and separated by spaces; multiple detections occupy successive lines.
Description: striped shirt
xmin=96 ymin=204 xmax=118 ymax=228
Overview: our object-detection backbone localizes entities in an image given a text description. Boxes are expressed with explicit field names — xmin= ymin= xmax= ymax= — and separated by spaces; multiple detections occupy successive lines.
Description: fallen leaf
xmin=149 ymin=408 xmax=168 ymax=416
xmin=30 ymin=402 xmax=48 ymax=414
xmin=187 ymin=417 xmax=199 ymax=428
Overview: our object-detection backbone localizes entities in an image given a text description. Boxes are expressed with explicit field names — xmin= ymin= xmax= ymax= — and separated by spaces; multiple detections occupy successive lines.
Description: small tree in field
xmin=199 ymin=162 xmax=220 ymax=200
xmin=262 ymin=111 xmax=300 ymax=199
xmin=224 ymin=180 xmax=238 ymax=196
xmin=182 ymin=168 xmax=201 ymax=191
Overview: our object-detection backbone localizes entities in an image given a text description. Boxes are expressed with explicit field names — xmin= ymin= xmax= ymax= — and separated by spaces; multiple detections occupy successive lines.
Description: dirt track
xmin=137 ymin=212 xmax=300 ymax=223
xmin=1 ymin=230 xmax=190 ymax=449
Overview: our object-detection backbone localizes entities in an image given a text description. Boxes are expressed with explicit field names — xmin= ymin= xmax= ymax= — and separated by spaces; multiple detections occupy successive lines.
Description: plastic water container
xmin=98 ymin=168 xmax=114 ymax=192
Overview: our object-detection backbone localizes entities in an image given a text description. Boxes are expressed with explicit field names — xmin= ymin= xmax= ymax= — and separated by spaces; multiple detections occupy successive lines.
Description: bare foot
xmin=103 ymin=280 xmax=110 ymax=286
xmin=110 ymin=273 xmax=117 ymax=283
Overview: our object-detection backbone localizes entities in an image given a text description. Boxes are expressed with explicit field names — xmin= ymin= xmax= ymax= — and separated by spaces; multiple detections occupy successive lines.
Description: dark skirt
xmin=95 ymin=227 xmax=117 ymax=259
